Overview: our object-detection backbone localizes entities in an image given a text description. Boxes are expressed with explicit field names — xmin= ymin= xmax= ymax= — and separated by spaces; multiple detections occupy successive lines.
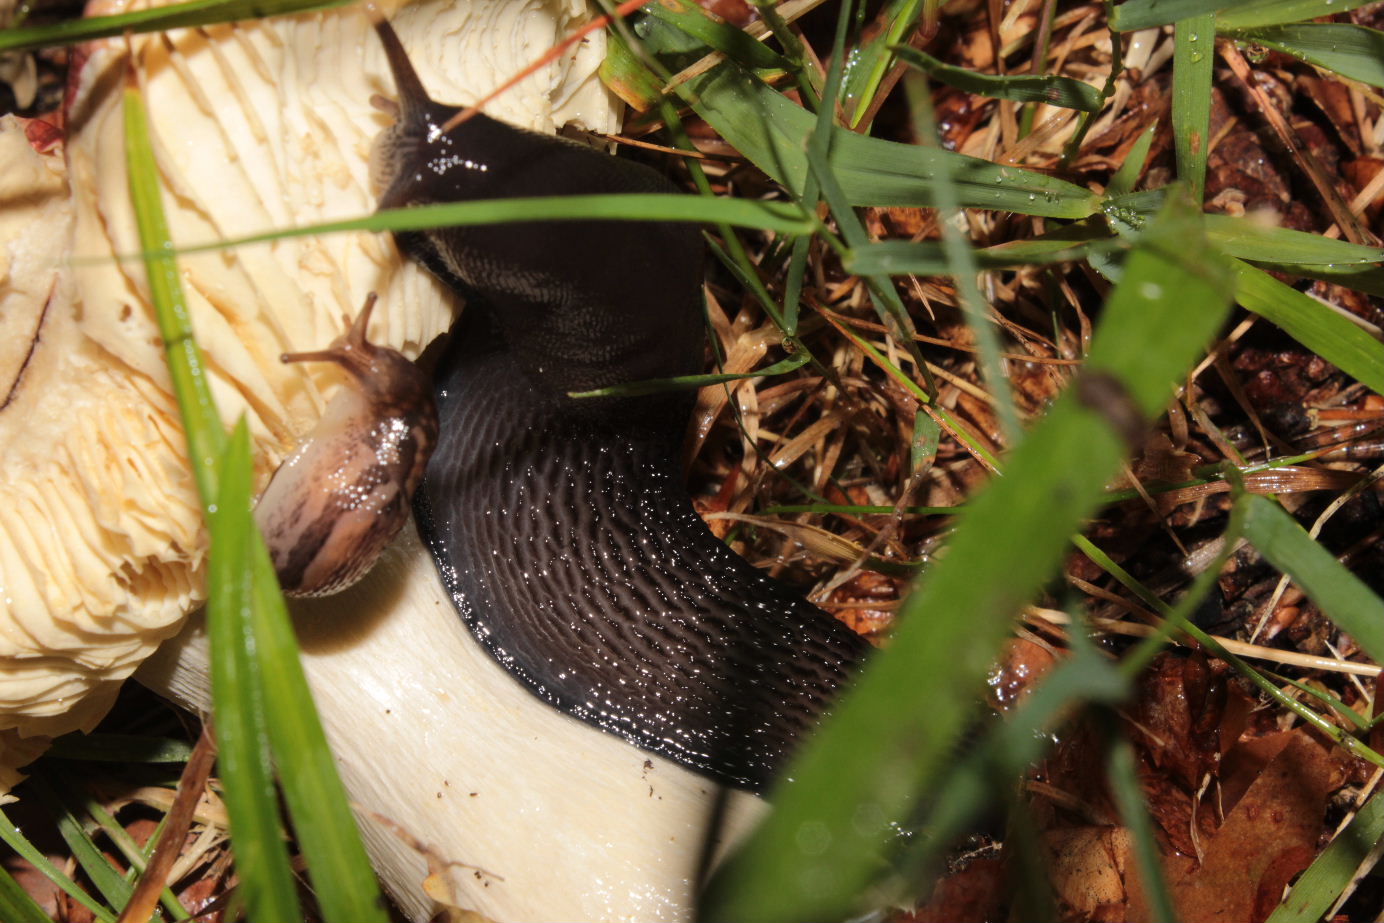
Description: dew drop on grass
xmin=1140 ymin=282 xmax=1163 ymax=299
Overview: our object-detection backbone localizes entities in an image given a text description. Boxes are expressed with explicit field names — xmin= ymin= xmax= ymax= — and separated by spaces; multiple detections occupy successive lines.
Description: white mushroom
xmin=1 ymin=2 xmax=764 ymax=919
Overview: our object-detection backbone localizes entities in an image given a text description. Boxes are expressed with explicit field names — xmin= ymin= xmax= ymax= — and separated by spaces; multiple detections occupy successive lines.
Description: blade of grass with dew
xmin=1228 ymin=23 xmax=1384 ymax=88
xmin=570 ymin=350 xmax=811 ymax=398
xmin=0 ymin=0 xmax=350 ymax=53
xmin=157 ymin=194 xmax=815 ymax=260
xmin=0 ymin=865 xmax=50 ymax=923
xmin=1232 ymin=261 xmax=1384 ymax=395
xmin=645 ymin=0 xmax=786 ymax=71
xmin=844 ymin=227 xmax=1125 ymax=275
xmin=1267 ymin=791 xmax=1384 ymax=923
xmin=0 ymin=807 xmax=116 ymax=923
xmin=840 ymin=0 xmax=927 ymax=126
xmin=1217 ymin=0 xmax=1380 ymax=31
xmin=1241 ymin=494 xmax=1384 ymax=663
xmin=700 ymin=192 xmax=1234 ymax=923
xmin=127 ymin=81 xmax=300 ymax=923
xmin=893 ymin=45 xmax=1103 ymax=110
xmin=1205 ymin=216 xmax=1384 ymax=266
xmin=206 ymin=425 xmax=301 ymax=923
xmin=1172 ymin=13 xmax=1214 ymax=203
xmin=31 ymin=779 xmax=133 ymax=912
xmin=748 ymin=0 xmax=820 ymax=111
xmin=46 ymin=734 xmax=195 ymax=763
xmin=1110 ymin=0 xmax=1376 ymax=33
xmin=677 ymin=59 xmax=1102 ymax=218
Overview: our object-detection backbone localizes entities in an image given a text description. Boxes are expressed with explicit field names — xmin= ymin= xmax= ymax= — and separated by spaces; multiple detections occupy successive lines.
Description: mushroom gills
xmin=373 ymin=20 xmax=870 ymax=792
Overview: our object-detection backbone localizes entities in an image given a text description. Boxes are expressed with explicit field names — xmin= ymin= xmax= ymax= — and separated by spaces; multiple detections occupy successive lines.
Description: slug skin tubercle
xmin=255 ymin=293 xmax=439 ymax=597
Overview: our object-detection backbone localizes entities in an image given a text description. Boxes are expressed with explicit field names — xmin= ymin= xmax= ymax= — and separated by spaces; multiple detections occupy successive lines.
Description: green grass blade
xmin=1252 ymin=262 xmax=1384 ymax=296
xmin=700 ymin=192 xmax=1234 ymax=923
xmin=1106 ymin=735 xmax=1179 ymax=923
xmin=569 ymin=350 xmax=811 ymax=398
xmin=212 ymin=424 xmax=388 ymax=923
xmin=1265 ymin=671 xmax=1373 ymax=731
xmin=247 ymin=535 xmax=387 ymax=921
xmin=876 ymin=636 xmax=1128 ymax=905
xmin=1232 ymin=261 xmax=1384 ymax=395
xmin=802 ymin=11 xmax=935 ymax=394
xmin=0 ymin=864 xmax=51 ymax=923
xmin=124 ymin=85 xmax=224 ymax=504
xmin=1106 ymin=122 xmax=1158 ymax=198
xmin=893 ymin=45 xmax=1103 ymax=111
xmin=1217 ymin=0 xmax=1379 ymax=31
xmin=1075 ymin=531 xmax=1384 ymax=767
xmin=0 ymin=807 xmax=115 ymax=923
xmin=1172 ymin=14 xmax=1214 ymax=203
xmin=1111 ymin=0 xmax=1376 ymax=32
xmin=679 ymin=60 xmax=1101 ymax=218
xmin=82 ymin=799 xmax=192 ymax=922
xmin=129 ymin=78 xmax=303 ymax=922
xmin=1228 ymin=24 xmax=1384 ymax=88
xmin=148 ymin=194 xmax=814 ymax=260
xmin=646 ymin=0 xmax=785 ymax=70
xmin=901 ymin=74 xmax=1020 ymax=445
xmin=0 ymin=0 xmax=349 ymax=54
xmin=46 ymin=734 xmax=194 ymax=763
xmin=1241 ymin=494 xmax=1384 ymax=664
xmin=208 ymin=424 xmax=302 ymax=923
xmin=845 ymin=223 xmax=1119 ymax=276
xmin=841 ymin=0 xmax=926 ymax=126
xmin=1206 ymin=216 xmax=1383 ymax=265
xmin=31 ymin=779 xmax=133 ymax=912
xmin=1267 ymin=792 xmax=1384 ymax=923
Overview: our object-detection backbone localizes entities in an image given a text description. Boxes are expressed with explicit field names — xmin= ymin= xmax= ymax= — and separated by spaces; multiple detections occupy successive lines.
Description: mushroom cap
xmin=4 ymin=7 xmax=768 ymax=920
xmin=0 ymin=0 xmax=615 ymax=788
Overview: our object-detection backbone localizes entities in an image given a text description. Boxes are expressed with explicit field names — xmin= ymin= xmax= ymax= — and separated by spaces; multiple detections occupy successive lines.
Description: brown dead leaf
xmin=1043 ymin=826 xmax=1134 ymax=921
xmin=1127 ymin=653 xmax=1248 ymax=793
xmin=899 ymin=856 xmax=1007 ymax=923
xmin=1161 ymin=730 xmax=1350 ymax=923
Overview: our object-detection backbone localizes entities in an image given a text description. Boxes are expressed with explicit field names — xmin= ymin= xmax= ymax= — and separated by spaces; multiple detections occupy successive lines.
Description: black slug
xmin=256 ymin=292 xmax=438 ymax=597
xmin=371 ymin=20 xmax=868 ymax=792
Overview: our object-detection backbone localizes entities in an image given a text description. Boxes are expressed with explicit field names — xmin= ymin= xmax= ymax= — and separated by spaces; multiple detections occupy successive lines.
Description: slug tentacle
xmin=256 ymin=292 xmax=438 ymax=597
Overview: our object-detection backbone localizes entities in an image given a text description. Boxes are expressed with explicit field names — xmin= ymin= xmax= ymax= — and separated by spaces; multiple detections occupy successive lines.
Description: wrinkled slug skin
xmin=374 ymin=22 xmax=870 ymax=792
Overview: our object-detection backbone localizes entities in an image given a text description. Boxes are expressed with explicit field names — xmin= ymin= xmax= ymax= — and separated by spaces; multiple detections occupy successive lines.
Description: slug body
xmin=373 ymin=22 xmax=867 ymax=791
xmin=256 ymin=293 xmax=439 ymax=597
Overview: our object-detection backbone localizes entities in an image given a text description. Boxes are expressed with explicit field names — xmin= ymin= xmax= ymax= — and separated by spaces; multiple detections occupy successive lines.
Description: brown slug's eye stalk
xmin=255 ymin=292 xmax=439 ymax=597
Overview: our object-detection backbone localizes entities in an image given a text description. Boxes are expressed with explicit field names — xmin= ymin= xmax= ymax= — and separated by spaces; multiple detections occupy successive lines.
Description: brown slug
xmin=256 ymin=292 xmax=438 ymax=597
xmin=370 ymin=20 xmax=868 ymax=793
